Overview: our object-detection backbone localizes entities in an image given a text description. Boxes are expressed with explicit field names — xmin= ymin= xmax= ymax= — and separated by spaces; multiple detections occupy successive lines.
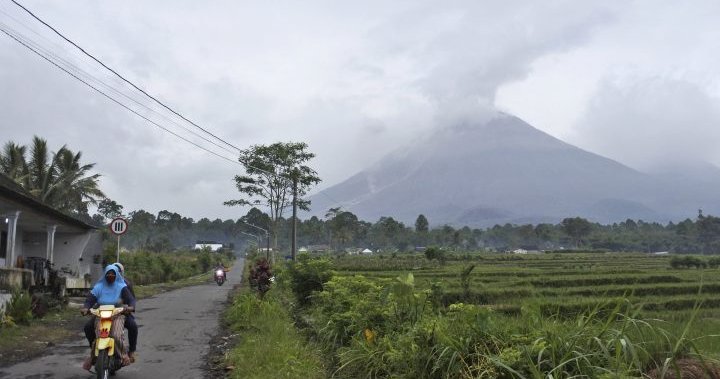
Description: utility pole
xmin=291 ymin=175 xmax=298 ymax=261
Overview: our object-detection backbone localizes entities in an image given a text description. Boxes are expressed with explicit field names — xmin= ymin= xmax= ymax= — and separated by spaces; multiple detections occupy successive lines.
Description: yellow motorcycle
xmin=88 ymin=305 xmax=133 ymax=378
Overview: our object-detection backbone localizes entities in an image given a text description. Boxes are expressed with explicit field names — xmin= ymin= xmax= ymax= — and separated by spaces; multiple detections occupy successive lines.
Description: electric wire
xmin=10 ymin=0 xmax=243 ymax=153
xmin=1 ymin=4 xmax=347 ymax=210
xmin=0 ymin=25 xmax=241 ymax=166
xmin=0 ymin=19 xmax=239 ymax=156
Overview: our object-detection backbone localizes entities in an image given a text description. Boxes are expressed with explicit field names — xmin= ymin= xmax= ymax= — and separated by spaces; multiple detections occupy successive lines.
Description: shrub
xmin=459 ymin=264 xmax=476 ymax=299
xmin=285 ymin=253 xmax=334 ymax=306
xmin=7 ymin=289 xmax=33 ymax=325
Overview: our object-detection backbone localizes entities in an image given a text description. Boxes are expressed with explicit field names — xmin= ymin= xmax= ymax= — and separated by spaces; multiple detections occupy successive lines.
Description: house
xmin=0 ymin=173 xmax=102 ymax=299
xmin=361 ymin=248 xmax=373 ymax=255
xmin=194 ymin=241 xmax=224 ymax=252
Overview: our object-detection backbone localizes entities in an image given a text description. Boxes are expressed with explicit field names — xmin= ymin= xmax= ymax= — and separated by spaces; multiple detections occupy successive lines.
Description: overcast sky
xmin=1 ymin=1 xmax=719 ymax=220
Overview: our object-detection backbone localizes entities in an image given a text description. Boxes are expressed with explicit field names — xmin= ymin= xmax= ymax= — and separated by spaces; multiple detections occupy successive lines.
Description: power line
xmin=0 ymin=17 xmax=238 ymax=156
xmin=1 ymin=5 xmax=348 ymax=211
xmin=0 ymin=25 xmax=241 ymax=166
xmin=10 ymin=0 xmax=242 ymax=153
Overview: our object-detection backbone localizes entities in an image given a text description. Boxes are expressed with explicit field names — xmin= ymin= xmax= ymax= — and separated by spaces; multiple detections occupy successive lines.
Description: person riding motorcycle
xmin=111 ymin=262 xmax=138 ymax=361
xmin=214 ymin=262 xmax=227 ymax=281
xmin=81 ymin=265 xmax=137 ymax=370
xmin=113 ymin=262 xmax=135 ymax=298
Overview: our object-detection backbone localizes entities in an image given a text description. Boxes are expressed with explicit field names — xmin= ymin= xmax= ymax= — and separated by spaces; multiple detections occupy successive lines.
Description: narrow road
xmin=0 ymin=258 xmax=244 ymax=379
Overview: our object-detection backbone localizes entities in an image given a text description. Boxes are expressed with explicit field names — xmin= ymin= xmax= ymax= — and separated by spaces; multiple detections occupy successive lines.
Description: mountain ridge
xmin=308 ymin=113 xmax=717 ymax=226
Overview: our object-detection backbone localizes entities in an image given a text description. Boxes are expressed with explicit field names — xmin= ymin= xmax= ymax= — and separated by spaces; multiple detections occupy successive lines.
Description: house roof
xmin=0 ymin=172 xmax=96 ymax=230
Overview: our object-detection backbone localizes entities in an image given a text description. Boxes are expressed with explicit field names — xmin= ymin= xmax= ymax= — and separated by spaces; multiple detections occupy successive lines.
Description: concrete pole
xmin=46 ymin=225 xmax=57 ymax=263
xmin=291 ymin=177 xmax=298 ymax=261
xmin=6 ymin=211 xmax=20 ymax=268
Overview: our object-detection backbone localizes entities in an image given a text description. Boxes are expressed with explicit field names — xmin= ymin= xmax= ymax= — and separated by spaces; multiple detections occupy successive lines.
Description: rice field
xmin=330 ymin=252 xmax=720 ymax=356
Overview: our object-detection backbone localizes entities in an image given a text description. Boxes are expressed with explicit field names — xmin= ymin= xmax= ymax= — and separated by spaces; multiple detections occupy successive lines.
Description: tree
xmin=224 ymin=142 xmax=321 ymax=249
xmin=328 ymin=210 xmax=359 ymax=249
xmin=0 ymin=136 xmax=105 ymax=215
xmin=415 ymin=214 xmax=429 ymax=233
xmin=697 ymin=212 xmax=720 ymax=254
xmin=97 ymin=198 xmax=124 ymax=221
xmin=561 ymin=217 xmax=593 ymax=248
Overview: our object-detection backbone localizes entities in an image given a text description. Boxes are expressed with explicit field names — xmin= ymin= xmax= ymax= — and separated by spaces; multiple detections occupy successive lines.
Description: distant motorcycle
xmin=215 ymin=269 xmax=226 ymax=286
xmin=87 ymin=305 xmax=133 ymax=378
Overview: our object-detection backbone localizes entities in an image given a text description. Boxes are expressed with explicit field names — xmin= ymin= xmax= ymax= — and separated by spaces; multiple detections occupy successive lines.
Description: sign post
xmin=109 ymin=217 xmax=129 ymax=262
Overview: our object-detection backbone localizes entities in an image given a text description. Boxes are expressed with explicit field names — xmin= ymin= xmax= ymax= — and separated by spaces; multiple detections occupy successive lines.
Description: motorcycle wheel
xmin=95 ymin=350 xmax=111 ymax=379
xmin=216 ymin=278 xmax=224 ymax=286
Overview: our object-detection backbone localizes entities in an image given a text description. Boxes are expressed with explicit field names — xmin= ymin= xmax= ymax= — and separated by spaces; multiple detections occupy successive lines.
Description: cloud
xmin=572 ymin=76 xmax=720 ymax=170
xmin=0 ymin=1 xmax=622 ymax=219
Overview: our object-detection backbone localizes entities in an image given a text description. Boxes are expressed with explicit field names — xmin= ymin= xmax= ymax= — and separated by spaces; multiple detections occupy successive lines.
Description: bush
xmin=285 ymin=254 xmax=334 ymax=306
xmin=670 ymin=256 xmax=707 ymax=269
xmin=7 ymin=289 xmax=32 ymax=325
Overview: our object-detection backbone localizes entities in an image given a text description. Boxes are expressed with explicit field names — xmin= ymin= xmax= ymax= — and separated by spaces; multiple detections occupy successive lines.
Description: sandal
xmin=82 ymin=357 xmax=92 ymax=371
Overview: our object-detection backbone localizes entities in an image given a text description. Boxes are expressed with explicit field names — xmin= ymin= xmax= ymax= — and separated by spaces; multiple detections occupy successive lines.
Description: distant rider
xmin=215 ymin=261 xmax=227 ymax=280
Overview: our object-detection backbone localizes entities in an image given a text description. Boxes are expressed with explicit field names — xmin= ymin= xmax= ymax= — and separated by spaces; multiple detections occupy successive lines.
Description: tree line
xmin=3 ymin=137 xmax=720 ymax=255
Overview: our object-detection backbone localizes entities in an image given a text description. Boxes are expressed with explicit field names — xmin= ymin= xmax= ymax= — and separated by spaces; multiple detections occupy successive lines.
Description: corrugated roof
xmin=0 ymin=172 xmax=96 ymax=230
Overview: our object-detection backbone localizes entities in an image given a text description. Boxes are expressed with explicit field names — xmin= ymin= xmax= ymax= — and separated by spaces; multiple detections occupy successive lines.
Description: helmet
xmin=114 ymin=262 xmax=125 ymax=273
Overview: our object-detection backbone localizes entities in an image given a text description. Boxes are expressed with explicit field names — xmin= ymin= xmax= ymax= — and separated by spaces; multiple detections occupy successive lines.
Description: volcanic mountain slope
xmin=308 ymin=113 xmax=717 ymax=226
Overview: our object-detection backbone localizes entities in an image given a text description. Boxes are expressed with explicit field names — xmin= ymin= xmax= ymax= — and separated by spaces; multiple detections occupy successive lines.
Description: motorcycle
xmin=88 ymin=305 xmax=132 ymax=378
xmin=215 ymin=269 xmax=226 ymax=286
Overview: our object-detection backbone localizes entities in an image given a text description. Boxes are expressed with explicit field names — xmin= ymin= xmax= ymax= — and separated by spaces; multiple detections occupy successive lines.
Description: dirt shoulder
xmin=0 ymin=307 xmax=84 ymax=367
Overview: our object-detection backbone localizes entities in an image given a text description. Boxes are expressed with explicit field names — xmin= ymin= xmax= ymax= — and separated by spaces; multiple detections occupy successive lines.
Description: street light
xmin=239 ymin=221 xmax=271 ymax=262
xmin=239 ymin=231 xmax=261 ymax=255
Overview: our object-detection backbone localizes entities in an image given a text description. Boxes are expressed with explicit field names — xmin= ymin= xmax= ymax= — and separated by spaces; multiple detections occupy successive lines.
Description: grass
xmin=223 ymin=283 xmax=326 ymax=378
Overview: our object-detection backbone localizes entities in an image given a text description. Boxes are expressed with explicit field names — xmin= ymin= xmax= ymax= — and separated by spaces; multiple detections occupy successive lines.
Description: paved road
xmin=0 ymin=258 xmax=244 ymax=379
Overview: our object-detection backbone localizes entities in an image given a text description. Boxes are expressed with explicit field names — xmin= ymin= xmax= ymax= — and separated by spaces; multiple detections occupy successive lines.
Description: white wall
xmin=53 ymin=232 xmax=91 ymax=277
xmin=20 ymin=231 xmax=46 ymax=258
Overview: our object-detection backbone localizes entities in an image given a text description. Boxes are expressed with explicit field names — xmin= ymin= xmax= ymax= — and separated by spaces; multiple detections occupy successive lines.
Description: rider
xmin=81 ymin=264 xmax=137 ymax=370
xmin=214 ymin=261 xmax=227 ymax=280
xmin=112 ymin=262 xmax=138 ymax=361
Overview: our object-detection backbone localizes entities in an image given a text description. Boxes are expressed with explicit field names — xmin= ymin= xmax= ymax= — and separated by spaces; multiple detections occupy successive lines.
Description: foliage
xmin=97 ymin=198 xmax=124 ymax=221
xmin=285 ymin=253 xmax=334 ymax=305
xmin=670 ymin=255 xmax=708 ymax=269
xmin=224 ymin=289 xmax=325 ymax=378
xmin=425 ymin=247 xmax=447 ymax=264
xmin=118 ymin=249 xmax=232 ymax=285
xmin=6 ymin=289 xmax=33 ymax=325
xmin=561 ymin=217 xmax=593 ymax=248
xmin=460 ymin=264 xmax=476 ymax=298
xmin=0 ymin=136 xmax=104 ymax=215
xmin=224 ymin=142 xmax=321 ymax=248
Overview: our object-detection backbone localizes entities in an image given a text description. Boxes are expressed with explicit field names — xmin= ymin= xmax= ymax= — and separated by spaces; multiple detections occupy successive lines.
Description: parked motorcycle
xmin=215 ymin=269 xmax=225 ymax=286
xmin=88 ymin=305 xmax=132 ymax=379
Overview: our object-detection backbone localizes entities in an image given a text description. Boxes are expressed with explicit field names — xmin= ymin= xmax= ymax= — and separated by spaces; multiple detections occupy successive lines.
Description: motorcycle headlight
xmin=99 ymin=310 xmax=114 ymax=319
xmin=216 ymin=270 xmax=224 ymax=276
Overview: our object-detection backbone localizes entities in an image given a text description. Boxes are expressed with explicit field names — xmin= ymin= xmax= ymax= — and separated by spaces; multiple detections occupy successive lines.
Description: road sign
xmin=109 ymin=217 xmax=129 ymax=235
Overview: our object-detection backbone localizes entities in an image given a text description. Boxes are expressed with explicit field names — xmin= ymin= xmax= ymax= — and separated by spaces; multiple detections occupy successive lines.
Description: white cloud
xmin=3 ymin=0 xmax=717 ymax=219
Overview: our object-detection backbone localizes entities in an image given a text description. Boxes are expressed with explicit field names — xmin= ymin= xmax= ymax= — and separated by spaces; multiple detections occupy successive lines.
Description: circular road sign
xmin=109 ymin=217 xmax=129 ymax=235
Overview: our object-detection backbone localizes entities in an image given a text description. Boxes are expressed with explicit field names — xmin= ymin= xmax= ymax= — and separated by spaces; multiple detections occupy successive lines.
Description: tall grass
xmin=290 ymin=255 xmax=720 ymax=378
xmin=224 ymin=269 xmax=326 ymax=379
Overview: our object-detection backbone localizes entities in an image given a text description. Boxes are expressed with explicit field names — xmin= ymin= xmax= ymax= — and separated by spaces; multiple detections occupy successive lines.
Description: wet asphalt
xmin=0 ymin=258 xmax=244 ymax=379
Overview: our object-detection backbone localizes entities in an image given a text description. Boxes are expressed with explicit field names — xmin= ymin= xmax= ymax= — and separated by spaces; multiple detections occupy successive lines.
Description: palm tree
xmin=0 ymin=142 xmax=29 ymax=186
xmin=52 ymin=147 xmax=105 ymax=214
xmin=0 ymin=136 xmax=105 ymax=215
